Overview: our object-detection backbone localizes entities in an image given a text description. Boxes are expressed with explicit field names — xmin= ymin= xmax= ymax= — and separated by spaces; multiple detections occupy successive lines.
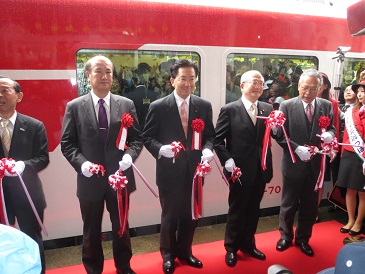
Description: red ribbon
xmin=192 ymin=162 xmax=211 ymax=220
xmin=108 ymin=170 xmax=129 ymax=236
xmin=116 ymin=113 xmax=134 ymax=150
xmin=262 ymin=110 xmax=287 ymax=169
xmin=0 ymin=158 xmax=16 ymax=225
xmin=191 ymin=119 xmax=204 ymax=150
xmin=230 ymin=167 xmax=242 ymax=183
xmin=171 ymin=141 xmax=186 ymax=163
xmin=89 ymin=163 xmax=106 ymax=177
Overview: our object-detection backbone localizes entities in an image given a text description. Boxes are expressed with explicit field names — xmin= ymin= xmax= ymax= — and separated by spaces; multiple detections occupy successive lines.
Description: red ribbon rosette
xmin=318 ymin=116 xmax=330 ymax=131
xmin=89 ymin=163 xmax=106 ymax=177
xmin=191 ymin=118 xmax=205 ymax=150
xmin=171 ymin=141 xmax=186 ymax=163
xmin=192 ymin=161 xmax=211 ymax=220
xmin=230 ymin=167 xmax=242 ymax=184
xmin=261 ymin=110 xmax=296 ymax=169
xmin=108 ymin=170 xmax=129 ymax=236
xmin=116 ymin=113 xmax=134 ymax=151
xmin=0 ymin=158 xmax=16 ymax=225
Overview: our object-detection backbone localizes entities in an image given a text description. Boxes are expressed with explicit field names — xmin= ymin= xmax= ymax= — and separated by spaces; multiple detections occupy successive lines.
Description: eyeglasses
xmin=244 ymin=79 xmax=264 ymax=87
xmin=300 ymin=85 xmax=319 ymax=92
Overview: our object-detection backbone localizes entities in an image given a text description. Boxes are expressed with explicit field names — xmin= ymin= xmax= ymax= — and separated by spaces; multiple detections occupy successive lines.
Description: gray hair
xmin=299 ymin=69 xmax=323 ymax=86
xmin=240 ymin=70 xmax=264 ymax=84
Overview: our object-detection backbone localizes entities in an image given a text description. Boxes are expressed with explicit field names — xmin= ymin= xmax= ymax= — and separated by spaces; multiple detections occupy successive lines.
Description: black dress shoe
xmin=117 ymin=268 xmax=136 ymax=274
xmin=349 ymin=229 xmax=361 ymax=236
xmin=340 ymin=227 xmax=350 ymax=233
xmin=240 ymin=248 xmax=266 ymax=260
xmin=178 ymin=255 xmax=203 ymax=268
xmin=225 ymin=252 xmax=237 ymax=267
xmin=162 ymin=260 xmax=175 ymax=274
xmin=276 ymin=239 xmax=292 ymax=252
xmin=295 ymin=242 xmax=314 ymax=256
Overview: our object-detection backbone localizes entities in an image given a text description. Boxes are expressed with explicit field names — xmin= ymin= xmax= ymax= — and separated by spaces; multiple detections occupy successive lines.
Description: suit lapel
xmin=82 ymin=93 xmax=103 ymax=141
xmin=188 ymin=96 xmax=200 ymax=139
xmin=108 ymin=94 xmax=121 ymax=143
xmin=236 ymin=99 xmax=255 ymax=136
xmin=7 ymin=114 xmax=27 ymax=157
xmin=294 ymin=97 xmax=310 ymax=139
xmin=166 ymin=93 xmax=186 ymax=140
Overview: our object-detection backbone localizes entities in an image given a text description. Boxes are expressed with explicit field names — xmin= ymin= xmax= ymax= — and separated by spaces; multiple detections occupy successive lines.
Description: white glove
xmin=224 ymin=158 xmax=236 ymax=172
xmin=295 ymin=146 xmax=312 ymax=162
xmin=321 ymin=132 xmax=333 ymax=144
xmin=362 ymin=162 xmax=365 ymax=176
xmin=159 ymin=145 xmax=175 ymax=158
xmin=201 ymin=148 xmax=214 ymax=162
xmin=5 ymin=161 xmax=25 ymax=177
xmin=81 ymin=161 xmax=93 ymax=178
xmin=119 ymin=154 xmax=132 ymax=171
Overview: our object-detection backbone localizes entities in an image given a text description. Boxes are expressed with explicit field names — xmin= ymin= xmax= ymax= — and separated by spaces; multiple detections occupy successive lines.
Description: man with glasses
xmin=275 ymin=69 xmax=336 ymax=257
xmin=215 ymin=70 xmax=276 ymax=267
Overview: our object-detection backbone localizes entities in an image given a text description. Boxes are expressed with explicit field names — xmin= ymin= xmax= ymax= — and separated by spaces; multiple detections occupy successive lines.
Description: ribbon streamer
xmin=131 ymin=163 xmax=158 ymax=198
xmin=191 ymin=161 xmax=211 ymax=220
xmin=108 ymin=170 xmax=129 ymax=237
xmin=171 ymin=141 xmax=186 ymax=163
xmin=213 ymin=157 xmax=229 ymax=186
xmin=16 ymin=171 xmax=48 ymax=236
xmin=257 ymin=113 xmax=296 ymax=165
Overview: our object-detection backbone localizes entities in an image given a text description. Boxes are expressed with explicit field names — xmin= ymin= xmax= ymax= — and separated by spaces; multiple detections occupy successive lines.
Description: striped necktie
xmin=180 ymin=100 xmax=188 ymax=137
xmin=1 ymin=119 xmax=11 ymax=157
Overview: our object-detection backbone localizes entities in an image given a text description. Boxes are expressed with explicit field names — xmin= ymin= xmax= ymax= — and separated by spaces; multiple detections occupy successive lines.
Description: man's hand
xmin=5 ymin=161 xmax=25 ymax=177
xmin=159 ymin=145 xmax=175 ymax=158
xmin=119 ymin=154 xmax=133 ymax=171
xmin=329 ymin=151 xmax=337 ymax=163
xmin=201 ymin=148 xmax=214 ymax=162
xmin=321 ymin=132 xmax=333 ymax=144
xmin=295 ymin=146 xmax=311 ymax=162
xmin=224 ymin=158 xmax=236 ymax=172
xmin=81 ymin=161 xmax=94 ymax=178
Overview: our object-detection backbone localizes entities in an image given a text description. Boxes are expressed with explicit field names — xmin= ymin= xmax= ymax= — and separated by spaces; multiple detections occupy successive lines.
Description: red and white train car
xmin=1 ymin=0 xmax=364 ymax=241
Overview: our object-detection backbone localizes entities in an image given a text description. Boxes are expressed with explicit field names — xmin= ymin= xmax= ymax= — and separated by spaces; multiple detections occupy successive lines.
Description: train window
xmin=225 ymin=53 xmax=318 ymax=107
xmin=76 ymin=49 xmax=200 ymax=127
xmin=338 ymin=59 xmax=365 ymax=104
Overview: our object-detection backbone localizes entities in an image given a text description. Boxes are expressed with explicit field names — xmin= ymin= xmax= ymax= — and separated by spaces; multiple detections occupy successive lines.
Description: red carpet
xmin=47 ymin=221 xmax=344 ymax=274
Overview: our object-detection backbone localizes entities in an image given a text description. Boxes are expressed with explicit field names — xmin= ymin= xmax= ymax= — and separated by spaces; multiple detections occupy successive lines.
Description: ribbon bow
xmin=230 ymin=167 xmax=242 ymax=185
xmin=171 ymin=141 xmax=186 ymax=163
xmin=89 ymin=163 xmax=106 ymax=177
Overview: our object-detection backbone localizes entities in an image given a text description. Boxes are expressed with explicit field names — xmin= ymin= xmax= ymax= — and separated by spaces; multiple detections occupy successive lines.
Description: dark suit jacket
xmin=277 ymin=96 xmax=336 ymax=179
xmin=214 ymin=100 xmax=273 ymax=185
xmin=2 ymin=113 xmax=49 ymax=213
xmin=61 ymin=93 xmax=143 ymax=201
xmin=142 ymin=93 xmax=215 ymax=191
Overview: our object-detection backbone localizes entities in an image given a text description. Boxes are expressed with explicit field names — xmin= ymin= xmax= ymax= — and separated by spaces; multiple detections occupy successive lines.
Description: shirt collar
xmin=173 ymin=90 xmax=190 ymax=107
xmin=241 ymin=97 xmax=257 ymax=111
xmin=1 ymin=111 xmax=17 ymax=126
xmin=90 ymin=90 xmax=111 ymax=108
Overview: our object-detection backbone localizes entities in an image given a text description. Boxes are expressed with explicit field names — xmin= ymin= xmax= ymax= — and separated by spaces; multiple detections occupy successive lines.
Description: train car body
xmin=1 ymin=0 xmax=365 ymax=241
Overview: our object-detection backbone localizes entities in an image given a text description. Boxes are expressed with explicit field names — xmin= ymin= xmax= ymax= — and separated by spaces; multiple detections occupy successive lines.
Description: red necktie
xmin=306 ymin=103 xmax=313 ymax=123
xmin=180 ymin=100 xmax=188 ymax=137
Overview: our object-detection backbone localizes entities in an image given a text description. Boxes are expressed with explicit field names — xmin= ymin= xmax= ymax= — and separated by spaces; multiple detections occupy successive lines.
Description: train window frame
xmin=76 ymin=49 xmax=201 ymax=127
xmin=225 ymin=52 xmax=319 ymax=105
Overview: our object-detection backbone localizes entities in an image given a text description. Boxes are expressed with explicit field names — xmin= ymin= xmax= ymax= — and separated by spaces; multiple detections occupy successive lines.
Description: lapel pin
xmin=20 ymin=128 xmax=25 ymax=131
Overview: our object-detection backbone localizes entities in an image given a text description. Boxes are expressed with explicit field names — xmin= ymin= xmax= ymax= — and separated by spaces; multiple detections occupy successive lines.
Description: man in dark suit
xmin=215 ymin=70 xmax=275 ymax=267
xmin=143 ymin=59 xmax=215 ymax=274
xmin=61 ymin=56 xmax=143 ymax=274
xmin=275 ymin=69 xmax=336 ymax=256
xmin=0 ymin=76 xmax=49 ymax=273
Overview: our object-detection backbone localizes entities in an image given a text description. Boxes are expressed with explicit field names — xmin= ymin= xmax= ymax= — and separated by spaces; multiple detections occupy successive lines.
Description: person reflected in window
xmin=226 ymin=69 xmax=241 ymax=103
xmin=337 ymin=80 xmax=365 ymax=236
